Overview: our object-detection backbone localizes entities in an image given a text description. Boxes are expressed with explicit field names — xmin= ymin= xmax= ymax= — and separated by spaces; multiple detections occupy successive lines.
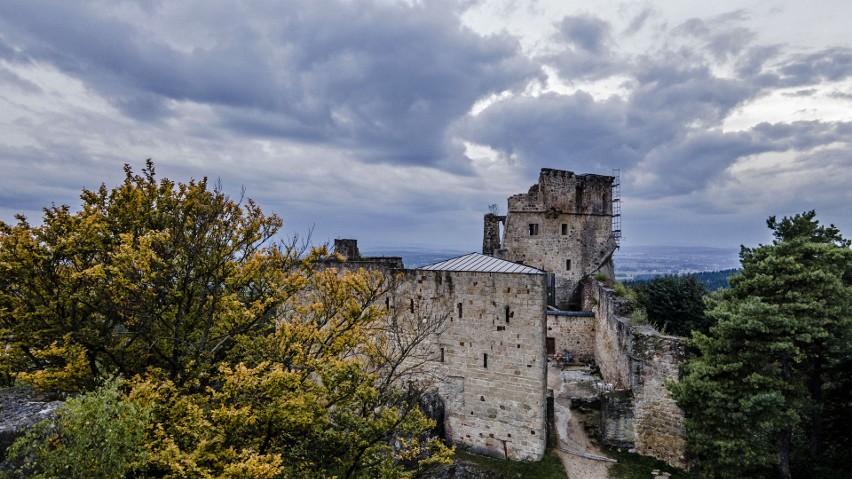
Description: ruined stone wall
xmin=545 ymin=312 xmax=595 ymax=361
xmin=482 ymin=213 xmax=505 ymax=256
xmin=409 ymin=270 xmax=548 ymax=461
xmin=589 ymin=284 xmax=632 ymax=389
xmin=496 ymin=169 xmax=617 ymax=310
xmin=631 ymin=332 xmax=688 ymax=468
xmin=588 ymin=282 xmax=688 ymax=469
xmin=600 ymin=390 xmax=635 ymax=448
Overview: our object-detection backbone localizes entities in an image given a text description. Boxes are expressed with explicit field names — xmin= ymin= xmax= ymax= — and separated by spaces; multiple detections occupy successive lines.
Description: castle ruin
xmin=330 ymin=167 xmax=687 ymax=468
xmin=483 ymin=168 xmax=618 ymax=310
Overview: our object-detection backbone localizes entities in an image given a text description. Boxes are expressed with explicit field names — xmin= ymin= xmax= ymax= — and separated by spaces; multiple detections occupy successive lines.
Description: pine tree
xmin=670 ymin=211 xmax=852 ymax=478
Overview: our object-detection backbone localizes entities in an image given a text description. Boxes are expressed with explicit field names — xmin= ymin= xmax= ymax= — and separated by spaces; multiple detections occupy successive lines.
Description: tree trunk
xmin=809 ymin=355 xmax=824 ymax=458
xmin=778 ymin=427 xmax=793 ymax=479
xmin=778 ymin=353 xmax=793 ymax=479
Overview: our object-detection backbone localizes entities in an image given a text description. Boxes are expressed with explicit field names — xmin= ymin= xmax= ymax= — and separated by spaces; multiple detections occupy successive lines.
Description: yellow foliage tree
xmin=0 ymin=161 xmax=452 ymax=477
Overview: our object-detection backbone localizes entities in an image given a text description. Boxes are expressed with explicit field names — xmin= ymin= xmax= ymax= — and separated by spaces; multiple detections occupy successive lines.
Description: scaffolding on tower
xmin=612 ymin=169 xmax=622 ymax=247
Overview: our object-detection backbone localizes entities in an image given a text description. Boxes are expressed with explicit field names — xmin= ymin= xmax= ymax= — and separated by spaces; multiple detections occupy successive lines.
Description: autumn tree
xmin=670 ymin=211 xmax=852 ymax=479
xmin=0 ymin=160 xmax=292 ymax=389
xmin=0 ymin=161 xmax=452 ymax=477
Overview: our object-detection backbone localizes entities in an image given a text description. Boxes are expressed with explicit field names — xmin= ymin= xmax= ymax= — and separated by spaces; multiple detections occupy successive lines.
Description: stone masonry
xmin=410 ymin=259 xmax=549 ymax=461
xmin=327 ymin=244 xmax=549 ymax=462
xmin=587 ymin=281 xmax=688 ymax=469
xmin=484 ymin=168 xmax=618 ymax=310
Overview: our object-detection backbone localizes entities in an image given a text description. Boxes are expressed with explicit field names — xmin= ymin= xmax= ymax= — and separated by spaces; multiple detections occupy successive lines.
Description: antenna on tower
xmin=612 ymin=169 xmax=622 ymax=247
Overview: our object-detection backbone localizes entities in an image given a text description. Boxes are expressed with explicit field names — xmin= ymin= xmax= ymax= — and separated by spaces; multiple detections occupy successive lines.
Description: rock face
xmin=0 ymin=387 xmax=63 ymax=460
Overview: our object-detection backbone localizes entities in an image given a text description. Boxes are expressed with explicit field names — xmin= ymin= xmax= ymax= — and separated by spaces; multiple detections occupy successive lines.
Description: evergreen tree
xmin=670 ymin=211 xmax=852 ymax=479
xmin=633 ymin=274 xmax=711 ymax=336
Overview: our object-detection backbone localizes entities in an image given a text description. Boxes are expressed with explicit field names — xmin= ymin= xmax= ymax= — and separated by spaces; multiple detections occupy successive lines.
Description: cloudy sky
xmin=1 ymin=0 xmax=850 ymax=252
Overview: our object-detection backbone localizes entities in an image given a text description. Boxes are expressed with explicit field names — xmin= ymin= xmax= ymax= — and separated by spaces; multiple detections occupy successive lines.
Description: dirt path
xmin=548 ymin=364 xmax=613 ymax=479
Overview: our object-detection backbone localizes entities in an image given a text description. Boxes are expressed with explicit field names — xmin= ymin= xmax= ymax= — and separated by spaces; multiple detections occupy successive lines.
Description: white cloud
xmin=1 ymin=0 xmax=851 ymax=251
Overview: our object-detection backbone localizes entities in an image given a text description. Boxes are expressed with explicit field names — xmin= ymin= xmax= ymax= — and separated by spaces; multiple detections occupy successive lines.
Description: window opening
xmin=528 ymin=223 xmax=539 ymax=236
xmin=566 ymin=259 xmax=571 ymax=271
xmin=483 ymin=353 xmax=488 ymax=368
xmin=561 ymin=224 xmax=568 ymax=235
xmin=457 ymin=302 xmax=463 ymax=318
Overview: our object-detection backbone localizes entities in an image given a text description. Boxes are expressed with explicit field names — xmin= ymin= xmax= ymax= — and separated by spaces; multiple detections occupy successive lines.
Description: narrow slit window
xmin=528 ymin=223 xmax=539 ymax=236
xmin=566 ymin=259 xmax=571 ymax=271
xmin=505 ymin=306 xmax=510 ymax=324
xmin=409 ymin=298 xmax=414 ymax=313
xmin=457 ymin=302 xmax=463 ymax=318
xmin=483 ymin=353 xmax=488 ymax=368
xmin=561 ymin=224 xmax=568 ymax=235
xmin=440 ymin=347 xmax=445 ymax=363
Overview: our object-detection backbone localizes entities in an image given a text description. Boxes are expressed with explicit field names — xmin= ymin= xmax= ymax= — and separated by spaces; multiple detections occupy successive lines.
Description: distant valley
xmin=363 ymin=245 xmax=742 ymax=279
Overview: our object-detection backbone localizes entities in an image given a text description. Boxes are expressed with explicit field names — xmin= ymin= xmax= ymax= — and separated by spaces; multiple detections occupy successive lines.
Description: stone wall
xmin=600 ymin=389 xmax=634 ymax=449
xmin=494 ymin=169 xmax=617 ymax=310
xmin=588 ymin=281 xmax=688 ymax=469
xmin=589 ymin=283 xmax=632 ymax=389
xmin=545 ymin=312 xmax=595 ymax=361
xmin=482 ymin=213 xmax=505 ymax=256
xmin=631 ymin=332 xmax=688 ymax=468
xmin=409 ymin=270 xmax=549 ymax=462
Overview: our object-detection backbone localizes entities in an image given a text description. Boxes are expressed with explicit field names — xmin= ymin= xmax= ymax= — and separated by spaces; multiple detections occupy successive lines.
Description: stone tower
xmin=483 ymin=168 xmax=617 ymax=310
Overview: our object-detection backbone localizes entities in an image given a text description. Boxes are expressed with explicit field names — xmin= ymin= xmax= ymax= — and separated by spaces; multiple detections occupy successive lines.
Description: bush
xmin=3 ymin=377 xmax=150 ymax=479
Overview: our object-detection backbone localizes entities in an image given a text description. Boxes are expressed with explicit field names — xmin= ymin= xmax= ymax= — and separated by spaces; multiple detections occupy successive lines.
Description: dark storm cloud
xmin=752 ymin=121 xmax=852 ymax=150
xmin=547 ymin=15 xmax=618 ymax=79
xmin=459 ymin=91 xmax=640 ymax=176
xmin=558 ymin=15 xmax=611 ymax=53
xmin=0 ymin=0 xmax=540 ymax=169
xmin=463 ymin=56 xmax=760 ymax=191
xmin=673 ymin=11 xmax=755 ymax=60
xmin=779 ymin=47 xmax=852 ymax=85
xmin=465 ymin=8 xmax=852 ymax=203
xmin=636 ymin=130 xmax=766 ymax=197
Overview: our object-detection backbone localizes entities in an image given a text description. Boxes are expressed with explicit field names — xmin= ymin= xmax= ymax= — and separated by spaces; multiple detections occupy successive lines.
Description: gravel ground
xmin=548 ymin=364 xmax=613 ymax=479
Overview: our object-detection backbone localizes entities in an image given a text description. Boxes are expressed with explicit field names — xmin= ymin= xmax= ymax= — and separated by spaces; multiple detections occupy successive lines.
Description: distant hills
xmin=627 ymin=268 xmax=741 ymax=291
xmin=364 ymin=245 xmax=743 ymax=281
xmin=613 ymin=245 xmax=740 ymax=282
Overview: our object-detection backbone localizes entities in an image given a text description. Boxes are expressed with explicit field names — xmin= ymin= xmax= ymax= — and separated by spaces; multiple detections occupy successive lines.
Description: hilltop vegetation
xmin=627 ymin=268 xmax=740 ymax=291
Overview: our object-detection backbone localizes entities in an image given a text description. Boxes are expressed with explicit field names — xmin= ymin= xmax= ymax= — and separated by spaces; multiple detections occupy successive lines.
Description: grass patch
xmin=454 ymin=448 xmax=567 ymax=479
xmin=605 ymin=447 xmax=696 ymax=479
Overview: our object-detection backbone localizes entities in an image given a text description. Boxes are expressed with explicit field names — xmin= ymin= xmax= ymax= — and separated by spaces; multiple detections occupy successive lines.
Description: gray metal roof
xmin=418 ymin=253 xmax=545 ymax=275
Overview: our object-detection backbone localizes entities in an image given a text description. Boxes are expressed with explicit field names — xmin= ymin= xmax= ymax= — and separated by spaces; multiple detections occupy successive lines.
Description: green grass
xmin=605 ymin=446 xmax=696 ymax=479
xmin=454 ymin=448 xmax=568 ymax=479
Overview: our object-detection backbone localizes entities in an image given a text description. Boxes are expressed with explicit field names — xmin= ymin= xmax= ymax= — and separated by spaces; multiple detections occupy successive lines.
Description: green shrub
xmin=3 ymin=376 xmax=150 ymax=479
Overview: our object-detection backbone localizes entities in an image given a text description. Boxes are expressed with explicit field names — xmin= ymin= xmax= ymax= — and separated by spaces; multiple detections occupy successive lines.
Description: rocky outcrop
xmin=0 ymin=387 xmax=62 ymax=460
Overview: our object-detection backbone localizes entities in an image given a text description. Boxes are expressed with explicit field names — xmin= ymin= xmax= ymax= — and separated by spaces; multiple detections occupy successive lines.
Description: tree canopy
xmin=0 ymin=161 xmax=451 ymax=478
xmin=632 ymin=274 xmax=712 ymax=337
xmin=670 ymin=211 xmax=852 ymax=479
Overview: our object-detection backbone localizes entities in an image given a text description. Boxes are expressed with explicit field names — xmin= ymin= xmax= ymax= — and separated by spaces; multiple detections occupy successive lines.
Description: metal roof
xmin=418 ymin=253 xmax=545 ymax=275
